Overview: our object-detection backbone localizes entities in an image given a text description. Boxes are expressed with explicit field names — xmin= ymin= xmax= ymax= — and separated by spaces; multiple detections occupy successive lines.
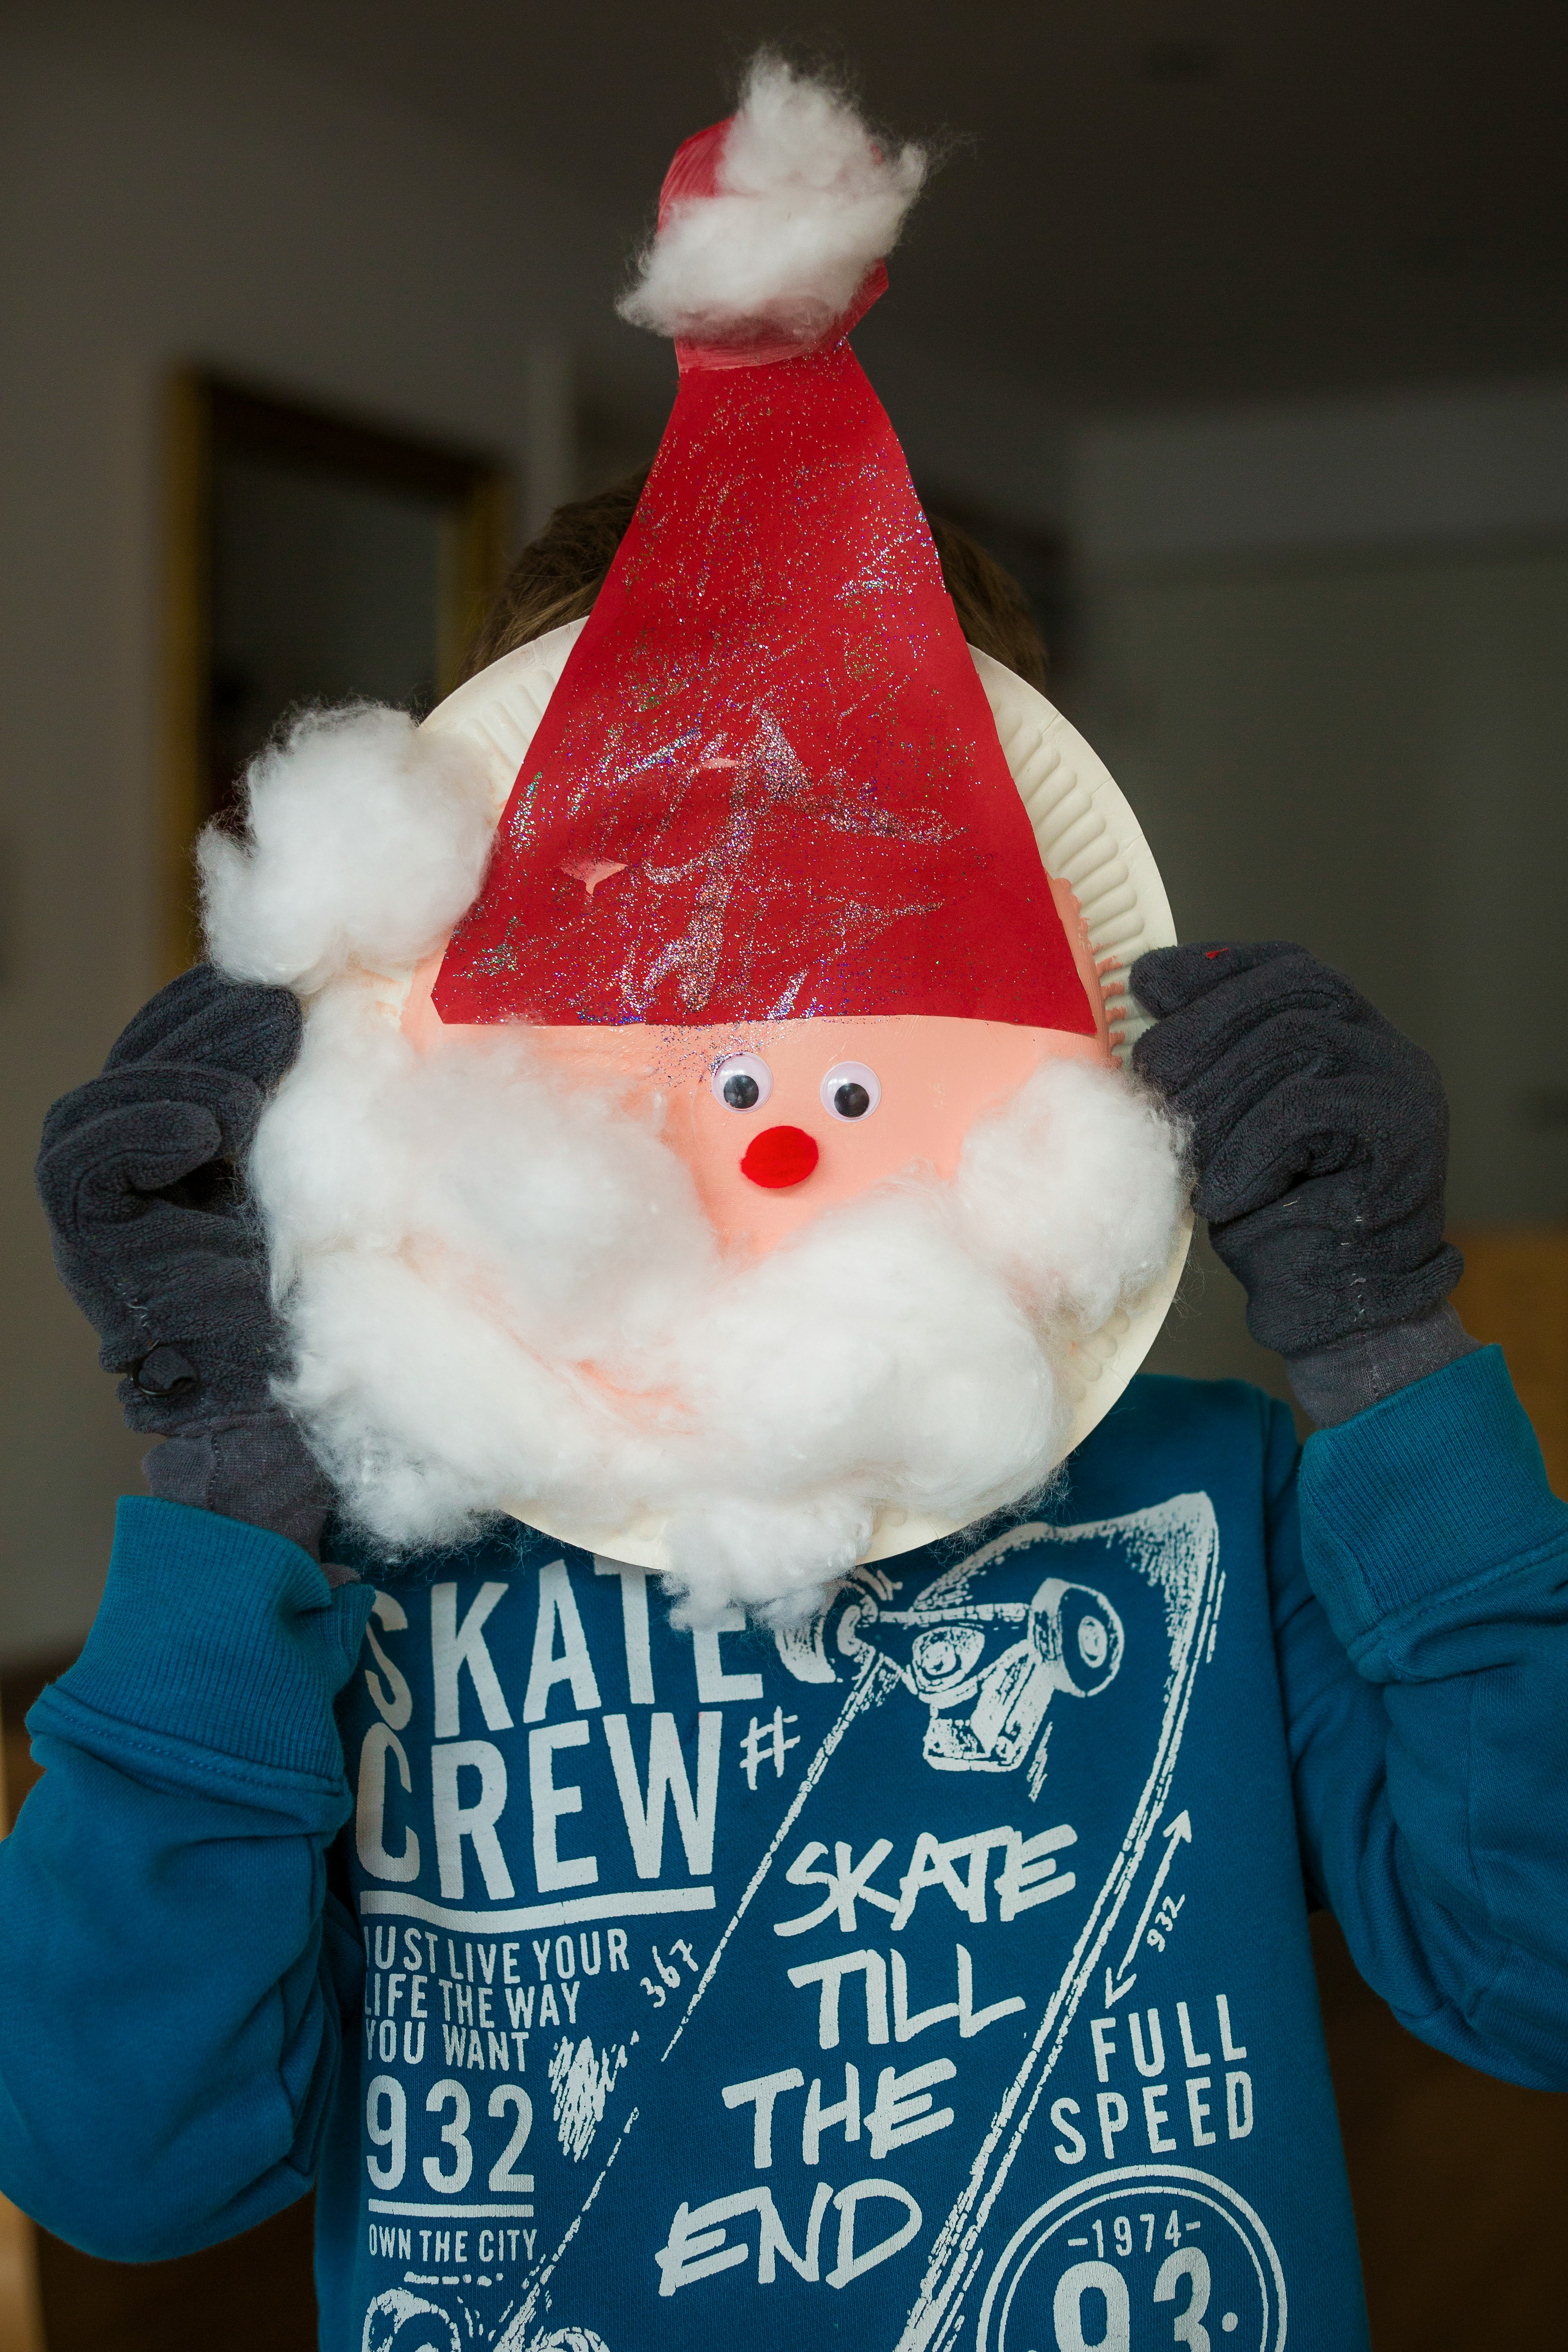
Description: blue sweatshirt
xmin=4 ymin=1350 xmax=1567 ymax=2352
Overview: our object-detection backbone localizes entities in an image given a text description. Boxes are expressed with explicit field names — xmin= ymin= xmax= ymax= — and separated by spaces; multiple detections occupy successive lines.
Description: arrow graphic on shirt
xmin=898 ymin=1495 xmax=1221 ymax=2352
xmin=1103 ymin=1809 xmax=1193 ymax=2008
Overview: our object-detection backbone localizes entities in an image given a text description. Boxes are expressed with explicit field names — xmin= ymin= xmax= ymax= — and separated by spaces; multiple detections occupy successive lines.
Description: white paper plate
xmin=420 ymin=623 xmax=1189 ymax=1571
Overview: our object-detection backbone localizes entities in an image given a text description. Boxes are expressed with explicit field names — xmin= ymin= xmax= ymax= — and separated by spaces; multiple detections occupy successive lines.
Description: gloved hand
xmin=36 ymin=964 xmax=333 ymax=1552
xmin=1130 ymin=940 xmax=1474 ymax=1425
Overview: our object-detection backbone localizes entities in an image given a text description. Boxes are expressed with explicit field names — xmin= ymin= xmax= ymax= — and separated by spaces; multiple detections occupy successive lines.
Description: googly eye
xmin=821 ymin=1061 xmax=881 ymax=1120
xmin=711 ymin=1053 xmax=772 ymax=1112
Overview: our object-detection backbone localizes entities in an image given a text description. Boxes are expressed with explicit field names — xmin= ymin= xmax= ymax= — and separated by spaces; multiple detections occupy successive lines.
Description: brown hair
xmin=464 ymin=466 xmax=1048 ymax=691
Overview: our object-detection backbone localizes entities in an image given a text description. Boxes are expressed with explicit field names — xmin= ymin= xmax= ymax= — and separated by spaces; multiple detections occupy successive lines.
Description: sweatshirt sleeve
xmin=0 ymin=1496 xmax=374 ymax=2261
xmin=1269 ymin=1344 xmax=1568 ymax=2091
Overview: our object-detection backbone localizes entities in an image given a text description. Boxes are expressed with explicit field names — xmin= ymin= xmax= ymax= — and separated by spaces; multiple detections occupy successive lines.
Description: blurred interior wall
xmin=0 ymin=5 xmax=1067 ymax=1666
xmin=0 ymin=0 xmax=607 ymax=1658
xmin=1073 ymin=382 xmax=1568 ymax=1392
xmin=0 ymin=3 xmax=1084 ymax=1667
xmin=1080 ymin=541 xmax=1568 ymax=1223
xmin=5 ymin=2 xmax=1567 ymax=1657
xmin=1074 ymin=379 xmax=1568 ymax=566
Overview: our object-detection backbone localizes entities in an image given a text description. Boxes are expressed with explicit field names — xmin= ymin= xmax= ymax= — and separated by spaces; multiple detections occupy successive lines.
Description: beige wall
xmin=1067 ymin=384 xmax=1568 ymax=1397
xmin=1085 ymin=538 xmax=1568 ymax=1399
xmin=1077 ymin=541 xmax=1568 ymax=1225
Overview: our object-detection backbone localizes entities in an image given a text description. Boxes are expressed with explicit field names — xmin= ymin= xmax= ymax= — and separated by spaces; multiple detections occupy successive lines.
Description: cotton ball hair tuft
xmin=956 ymin=1058 xmax=1191 ymax=1335
xmin=200 ymin=704 xmax=496 ymax=994
xmin=618 ymin=52 xmax=927 ymax=346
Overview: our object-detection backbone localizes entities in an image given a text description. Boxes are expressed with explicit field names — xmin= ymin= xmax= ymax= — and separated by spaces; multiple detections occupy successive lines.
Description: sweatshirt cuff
xmin=1297 ymin=1345 xmax=1564 ymax=1659
xmin=39 ymin=1496 xmax=375 ymax=1784
xmin=1284 ymin=1300 xmax=1479 ymax=1428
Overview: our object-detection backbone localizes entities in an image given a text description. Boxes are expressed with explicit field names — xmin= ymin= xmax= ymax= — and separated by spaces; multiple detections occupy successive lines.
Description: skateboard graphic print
xmin=343 ymin=1494 xmax=1277 ymax=2350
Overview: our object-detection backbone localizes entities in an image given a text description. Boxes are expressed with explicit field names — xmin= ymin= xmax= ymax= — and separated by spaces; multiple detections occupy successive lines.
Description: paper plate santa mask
xmin=201 ymin=59 xmax=1190 ymax=1622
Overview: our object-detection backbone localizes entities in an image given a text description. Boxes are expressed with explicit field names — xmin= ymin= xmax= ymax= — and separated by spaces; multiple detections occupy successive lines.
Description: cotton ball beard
xmin=252 ymin=988 xmax=712 ymax=1553
xmin=252 ymin=998 xmax=1188 ymax=1625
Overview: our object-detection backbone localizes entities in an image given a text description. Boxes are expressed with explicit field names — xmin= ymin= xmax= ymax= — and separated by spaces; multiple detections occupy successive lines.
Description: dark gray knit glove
xmin=1131 ymin=940 xmax=1474 ymax=1424
xmin=36 ymin=964 xmax=332 ymax=1552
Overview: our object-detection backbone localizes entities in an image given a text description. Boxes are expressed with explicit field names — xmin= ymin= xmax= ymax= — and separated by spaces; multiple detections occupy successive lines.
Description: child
xmin=6 ymin=59 xmax=1567 ymax=2352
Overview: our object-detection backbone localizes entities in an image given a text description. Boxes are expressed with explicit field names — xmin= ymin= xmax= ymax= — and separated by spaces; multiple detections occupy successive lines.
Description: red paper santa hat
xmin=434 ymin=58 xmax=1094 ymax=1037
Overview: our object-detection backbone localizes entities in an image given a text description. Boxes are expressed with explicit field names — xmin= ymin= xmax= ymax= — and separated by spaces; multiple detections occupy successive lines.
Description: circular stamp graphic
xmin=361 ymin=2287 xmax=462 ymax=2352
xmin=976 ymin=2166 xmax=1287 ymax=2352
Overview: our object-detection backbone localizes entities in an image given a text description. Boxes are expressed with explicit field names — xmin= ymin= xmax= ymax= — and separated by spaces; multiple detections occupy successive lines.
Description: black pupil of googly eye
xmin=723 ymin=1072 xmax=760 ymax=1110
xmin=834 ymin=1081 xmax=871 ymax=1119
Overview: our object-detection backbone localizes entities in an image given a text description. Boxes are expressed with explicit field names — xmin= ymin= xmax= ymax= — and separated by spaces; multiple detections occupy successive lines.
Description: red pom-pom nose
xmin=740 ymin=1125 xmax=820 ymax=1189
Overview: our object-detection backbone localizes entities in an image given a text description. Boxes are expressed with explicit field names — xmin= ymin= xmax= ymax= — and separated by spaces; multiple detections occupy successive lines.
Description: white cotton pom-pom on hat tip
xmin=616 ymin=51 xmax=929 ymax=350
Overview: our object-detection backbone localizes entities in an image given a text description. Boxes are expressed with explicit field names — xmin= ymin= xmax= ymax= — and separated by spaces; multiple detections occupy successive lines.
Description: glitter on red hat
xmin=741 ymin=1125 xmax=820 ymax=1189
xmin=434 ymin=105 xmax=1094 ymax=1041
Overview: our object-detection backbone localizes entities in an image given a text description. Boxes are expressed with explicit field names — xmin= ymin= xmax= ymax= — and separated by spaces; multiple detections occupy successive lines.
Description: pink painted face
xmin=401 ymin=880 xmax=1116 ymax=1253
